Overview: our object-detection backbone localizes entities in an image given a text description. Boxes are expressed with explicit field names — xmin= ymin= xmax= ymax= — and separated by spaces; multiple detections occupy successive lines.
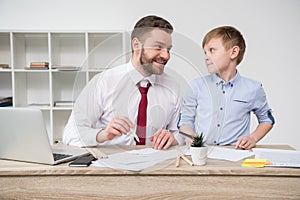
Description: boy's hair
xmin=202 ymin=26 xmax=246 ymax=65
xmin=131 ymin=15 xmax=173 ymax=43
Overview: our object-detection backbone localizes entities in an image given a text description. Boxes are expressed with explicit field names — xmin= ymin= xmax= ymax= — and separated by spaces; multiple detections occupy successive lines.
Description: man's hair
xmin=131 ymin=15 xmax=173 ymax=42
xmin=202 ymin=26 xmax=246 ymax=65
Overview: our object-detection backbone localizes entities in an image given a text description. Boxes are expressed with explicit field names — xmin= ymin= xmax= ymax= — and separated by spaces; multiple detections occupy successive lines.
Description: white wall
xmin=1 ymin=0 xmax=299 ymax=149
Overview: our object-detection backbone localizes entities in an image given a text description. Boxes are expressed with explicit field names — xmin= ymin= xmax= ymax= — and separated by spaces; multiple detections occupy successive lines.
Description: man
xmin=63 ymin=15 xmax=184 ymax=150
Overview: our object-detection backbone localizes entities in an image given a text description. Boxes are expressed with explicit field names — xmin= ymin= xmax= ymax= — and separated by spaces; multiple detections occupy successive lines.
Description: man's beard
xmin=139 ymin=47 xmax=166 ymax=76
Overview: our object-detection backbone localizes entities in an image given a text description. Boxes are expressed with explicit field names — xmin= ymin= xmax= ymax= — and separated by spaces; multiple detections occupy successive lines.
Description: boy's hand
xmin=235 ymin=135 xmax=256 ymax=150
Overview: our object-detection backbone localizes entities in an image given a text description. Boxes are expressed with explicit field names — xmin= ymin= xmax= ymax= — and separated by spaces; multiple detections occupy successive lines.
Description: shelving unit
xmin=0 ymin=30 xmax=129 ymax=143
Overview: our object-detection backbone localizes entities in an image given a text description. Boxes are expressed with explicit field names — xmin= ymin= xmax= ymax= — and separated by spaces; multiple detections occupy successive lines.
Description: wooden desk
xmin=0 ymin=145 xmax=299 ymax=199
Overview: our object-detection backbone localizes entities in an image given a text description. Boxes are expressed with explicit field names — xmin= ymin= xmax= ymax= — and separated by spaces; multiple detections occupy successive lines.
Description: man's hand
xmin=149 ymin=129 xmax=177 ymax=150
xmin=96 ymin=116 xmax=133 ymax=142
xmin=235 ymin=135 xmax=256 ymax=150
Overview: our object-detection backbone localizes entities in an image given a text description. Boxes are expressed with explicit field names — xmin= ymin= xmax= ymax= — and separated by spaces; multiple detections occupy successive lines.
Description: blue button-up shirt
xmin=179 ymin=72 xmax=274 ymax=145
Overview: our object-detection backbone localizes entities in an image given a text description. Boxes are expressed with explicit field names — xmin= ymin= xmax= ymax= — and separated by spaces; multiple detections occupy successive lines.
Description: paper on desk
xmin=207 ymin=146 xmax=254 ymax=161
xmin=185 ymin=146 xmax=254 ymax=162
xmin=128 ymin=148 xmax=159 ymax=155
xmin=253 ymin=148 xmax=300 ymax=168
xmin=92 ymin=147 xmax=187 ymax=171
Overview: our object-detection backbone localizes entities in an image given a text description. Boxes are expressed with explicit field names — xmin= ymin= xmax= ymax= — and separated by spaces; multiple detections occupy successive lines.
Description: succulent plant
xmin=191 ymin=132 xmax=205 ymax=147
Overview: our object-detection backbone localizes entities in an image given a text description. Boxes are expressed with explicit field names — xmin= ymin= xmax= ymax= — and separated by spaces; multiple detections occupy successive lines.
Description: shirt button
xmin=223 ymin=91 xmax=225 ymax=94
xmin=214 ymin=141 xmax=217 ymax=144
xmin=217 ymin=124 xmax=220 ymax=127
xmin=220 ymin=107 xmax=223 ymax=110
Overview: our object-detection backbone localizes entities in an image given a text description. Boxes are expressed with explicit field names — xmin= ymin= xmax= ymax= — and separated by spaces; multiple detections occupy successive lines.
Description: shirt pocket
xmin=231 ymin=98 xmax=251 ymax=117
xmin=233 ymin=99 xmax=249 ymax=104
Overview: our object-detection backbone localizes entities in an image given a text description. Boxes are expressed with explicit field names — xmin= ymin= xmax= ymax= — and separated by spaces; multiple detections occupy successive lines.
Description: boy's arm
xmin=235 ymin=123 xmax=273 ymax=150
xmin=178 ymin=79 xmax=200 ymax=144
xmin=235 ymin=82 xmax=274 ymax=150
xmin=180 ymin=125 xmax=196 ymax=135
xmin=179 ymin=125 xmax=197 ymax=146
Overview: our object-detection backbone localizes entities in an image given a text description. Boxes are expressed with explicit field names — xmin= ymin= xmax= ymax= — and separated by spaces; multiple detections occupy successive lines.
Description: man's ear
xmin=230 ymin=46 xmax=240 ymax=60
xmin=132 ymin=38 xmax=142 ymax=51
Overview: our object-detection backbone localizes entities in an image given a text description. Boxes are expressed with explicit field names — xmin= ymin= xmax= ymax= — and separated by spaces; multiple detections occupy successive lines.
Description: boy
xmin=179 ymin=26 xmax=274 ymax=150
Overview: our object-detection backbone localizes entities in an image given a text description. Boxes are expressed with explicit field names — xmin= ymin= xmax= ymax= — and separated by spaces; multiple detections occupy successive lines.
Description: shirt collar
xmin=212 ymin=71 xmax=240 ymax=87
xmin=127 ymin=60 xmax=157 ymax=86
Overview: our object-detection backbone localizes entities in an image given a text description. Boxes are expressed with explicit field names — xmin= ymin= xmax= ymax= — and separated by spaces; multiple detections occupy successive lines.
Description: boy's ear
xmin=230 ymin=46 xmax=240 ymax=60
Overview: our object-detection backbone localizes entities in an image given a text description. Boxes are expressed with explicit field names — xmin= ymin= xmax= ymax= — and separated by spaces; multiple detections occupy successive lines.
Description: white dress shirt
xmin=63 ymin=61 xmax=184 ymax=147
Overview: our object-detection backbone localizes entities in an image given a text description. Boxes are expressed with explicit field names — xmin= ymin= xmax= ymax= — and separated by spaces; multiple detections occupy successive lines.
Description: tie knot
xmin=138 ymin=82 xmax=151 ymax=94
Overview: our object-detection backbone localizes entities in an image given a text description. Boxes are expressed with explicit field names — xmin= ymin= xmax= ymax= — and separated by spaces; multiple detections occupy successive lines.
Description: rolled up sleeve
xmin=252 ymin=84 xmax=275 ymax=125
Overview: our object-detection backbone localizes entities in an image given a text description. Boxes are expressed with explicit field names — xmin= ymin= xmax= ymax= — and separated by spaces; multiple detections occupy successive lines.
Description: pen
xmin=179 ymin=131 xmax=195 ymax=140
xmin=131 ymin=125 xmax=140 ymax=143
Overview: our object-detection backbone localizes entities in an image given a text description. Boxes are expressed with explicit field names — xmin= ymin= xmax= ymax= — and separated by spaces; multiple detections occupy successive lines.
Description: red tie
xmin=136 ymin=82 xmax=151 ymax=145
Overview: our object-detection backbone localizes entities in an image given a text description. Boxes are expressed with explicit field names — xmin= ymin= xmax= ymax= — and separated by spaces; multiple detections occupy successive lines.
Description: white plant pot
xmin=190 ymin=146 xmax=208 ymax=166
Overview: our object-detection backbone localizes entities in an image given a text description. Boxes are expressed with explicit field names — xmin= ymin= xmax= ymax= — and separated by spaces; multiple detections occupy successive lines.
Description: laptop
xmin=0 ymin=107 xmax=89 ymax=165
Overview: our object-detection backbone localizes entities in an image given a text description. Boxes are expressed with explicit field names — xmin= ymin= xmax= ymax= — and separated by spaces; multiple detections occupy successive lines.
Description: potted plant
xmin=190 ymin=133 xmax=208 ymax=165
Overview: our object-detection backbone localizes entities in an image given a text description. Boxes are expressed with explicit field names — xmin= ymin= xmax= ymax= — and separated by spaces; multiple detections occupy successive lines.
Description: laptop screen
xmin=0 ymin=107 xmax=88 ymax=165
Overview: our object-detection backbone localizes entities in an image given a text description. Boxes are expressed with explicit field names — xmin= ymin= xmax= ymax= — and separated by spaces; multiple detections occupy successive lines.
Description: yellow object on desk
xmin=242 ymin=159 xmax=271 ymax=168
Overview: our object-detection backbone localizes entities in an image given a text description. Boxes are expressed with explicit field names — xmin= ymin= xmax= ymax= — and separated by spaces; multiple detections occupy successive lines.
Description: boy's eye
xmin=210 ymin=48 xmax=215 ymax=53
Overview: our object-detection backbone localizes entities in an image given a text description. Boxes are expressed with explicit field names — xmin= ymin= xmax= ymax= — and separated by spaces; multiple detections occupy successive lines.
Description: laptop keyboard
xmin=53 ymin=153 xmax=72 ymax=161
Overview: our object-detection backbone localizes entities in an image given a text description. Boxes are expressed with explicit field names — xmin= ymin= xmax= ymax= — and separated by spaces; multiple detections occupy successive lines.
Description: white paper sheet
xmin=253 ymin=148 xmax=300 ymax=168
xmin=92 ymin=147 xmax=187 ymax=171
xmin=185 ymin=146 xmax=254 ymax=162
xmin=207 ymin=146 xmax=254 ymax=161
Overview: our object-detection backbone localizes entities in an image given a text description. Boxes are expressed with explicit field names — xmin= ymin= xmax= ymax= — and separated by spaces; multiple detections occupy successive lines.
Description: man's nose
xmin=160 ymin=48 xmax=170 ymax=60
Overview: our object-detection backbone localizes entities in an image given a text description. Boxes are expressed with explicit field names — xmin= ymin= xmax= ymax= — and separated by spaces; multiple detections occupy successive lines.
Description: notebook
xmin=253 ymin=148 xmax=300 ymax=168
xmin=0 ymin=107 xmax=89 ymax=165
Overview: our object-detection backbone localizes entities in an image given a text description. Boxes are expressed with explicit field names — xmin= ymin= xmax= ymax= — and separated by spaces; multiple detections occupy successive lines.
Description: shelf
xmin=0 ymin=30 xmax=127 ymax=144
xmin=0 ymin=72 xmax=12 ymax=99
xmin=26 ymin=104 xmax=51 ymax=110
xmin=53 ymin=110 xmax=72 ymax=143
xmin=14 ymin=72 xmax=50 ymax=107
xmin=13 ymin=33 xmax=49 ymax=69
xmin=14 ymin=69 xmax=49 ymax=72
xmin=87 ymin=32 xmax=124 ymax=69
xmin=51 ymin=33 xmax=85 ymax=68
xmin=0 ymin=32 xmax=11 ymax=67
xmin=52 ymin=71 xmax=78 ymax=103
xmin=52 ymin=107 xmax=73 ymax=110
xmin=0 ymin=30 xmax=126 ymax=144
